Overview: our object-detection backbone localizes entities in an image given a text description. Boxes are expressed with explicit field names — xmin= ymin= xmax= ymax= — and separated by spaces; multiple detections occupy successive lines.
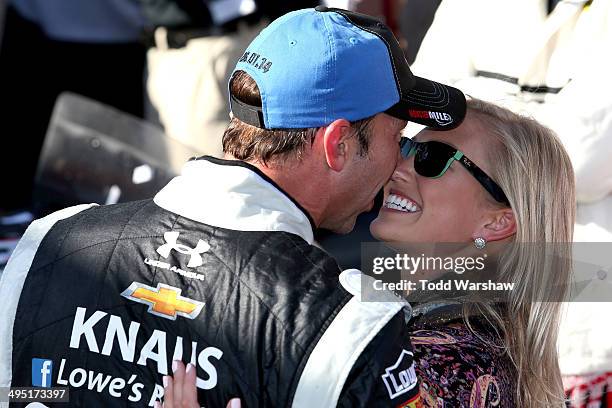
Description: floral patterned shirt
xmin=409 ymin=304 xmax=517 ymax=407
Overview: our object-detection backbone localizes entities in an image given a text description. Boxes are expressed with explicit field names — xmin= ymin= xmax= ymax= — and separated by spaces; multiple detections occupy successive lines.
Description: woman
xmin=161 ymin=98 xmax=575 ymax=407
xmin=371 ymin=97 xmax=575 ymax=407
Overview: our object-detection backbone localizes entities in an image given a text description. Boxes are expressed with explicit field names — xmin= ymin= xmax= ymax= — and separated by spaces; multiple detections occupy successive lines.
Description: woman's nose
xmin=391 ymin=154 xmax=416 ymax=182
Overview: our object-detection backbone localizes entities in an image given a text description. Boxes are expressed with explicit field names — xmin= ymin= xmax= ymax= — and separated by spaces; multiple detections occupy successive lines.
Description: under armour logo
xmin=156 ymin=231 xmax=210 ymax=268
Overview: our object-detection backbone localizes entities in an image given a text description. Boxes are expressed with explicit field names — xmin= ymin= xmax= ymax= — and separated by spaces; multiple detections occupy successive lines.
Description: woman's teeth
xmin=384 ymin=194 xmax=421 ymax=213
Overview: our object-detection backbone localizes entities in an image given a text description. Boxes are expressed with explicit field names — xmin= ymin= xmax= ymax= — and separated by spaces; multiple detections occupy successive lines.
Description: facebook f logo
xmin=31 ymin=358 xmax=52 ymax=387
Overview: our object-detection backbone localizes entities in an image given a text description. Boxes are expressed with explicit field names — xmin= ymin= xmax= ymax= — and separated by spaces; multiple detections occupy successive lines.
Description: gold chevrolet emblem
xmin=121 ymin=282 xmax=204 ymax=320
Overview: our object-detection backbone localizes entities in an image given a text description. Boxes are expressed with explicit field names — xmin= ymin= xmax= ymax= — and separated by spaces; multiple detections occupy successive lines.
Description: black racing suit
xmin=0 ymin=157 xmax=420 ymax=407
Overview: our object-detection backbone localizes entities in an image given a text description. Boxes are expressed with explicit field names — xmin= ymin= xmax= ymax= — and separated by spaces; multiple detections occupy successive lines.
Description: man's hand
xmin=154 ymin=360 xmax=241 ymax=408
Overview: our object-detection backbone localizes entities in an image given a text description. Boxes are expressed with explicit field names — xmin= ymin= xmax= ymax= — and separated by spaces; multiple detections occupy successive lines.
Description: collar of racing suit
xmin=154 ymin=156 xmax=316 ymax=244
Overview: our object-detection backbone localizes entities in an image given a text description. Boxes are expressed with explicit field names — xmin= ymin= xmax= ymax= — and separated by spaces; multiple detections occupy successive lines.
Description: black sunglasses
xmin=400 ymin=138 xmax=510 ymax=206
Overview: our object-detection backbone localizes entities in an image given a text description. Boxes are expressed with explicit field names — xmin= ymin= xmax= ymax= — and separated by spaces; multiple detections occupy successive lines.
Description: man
xmin=0 ymin=7 xmax=465 ymax=407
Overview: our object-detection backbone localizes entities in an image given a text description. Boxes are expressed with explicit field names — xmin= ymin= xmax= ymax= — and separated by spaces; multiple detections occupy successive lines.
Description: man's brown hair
xmin=222 ymin=71 xmax=373 ymax=164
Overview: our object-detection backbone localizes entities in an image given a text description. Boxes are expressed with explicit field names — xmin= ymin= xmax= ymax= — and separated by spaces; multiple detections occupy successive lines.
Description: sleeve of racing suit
xmin=336 ymin=311 xmax=420 ymax=408
xmin=0 ymin=204 xmax=96 ymax=389
xmin=291 ymin=269 xmax=419 ymax=408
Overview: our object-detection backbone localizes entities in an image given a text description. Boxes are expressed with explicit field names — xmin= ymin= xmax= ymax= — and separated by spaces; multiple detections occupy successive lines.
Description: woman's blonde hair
xmin=465 ymin=98 xmax=575 ymax=407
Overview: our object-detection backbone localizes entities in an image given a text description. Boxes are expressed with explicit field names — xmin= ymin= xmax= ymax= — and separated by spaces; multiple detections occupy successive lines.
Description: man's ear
xmin=322 ymin=119 xmax=352 ymax=172
xmin=474 ymin=208 xmax=516 ymax=243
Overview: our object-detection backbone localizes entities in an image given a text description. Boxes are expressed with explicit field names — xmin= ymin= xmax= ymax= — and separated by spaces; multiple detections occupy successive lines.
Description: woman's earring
xmin=474 ymin=237 xmax=486 ymax=249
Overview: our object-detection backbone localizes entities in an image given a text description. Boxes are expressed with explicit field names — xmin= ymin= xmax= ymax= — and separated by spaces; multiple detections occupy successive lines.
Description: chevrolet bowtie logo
xmin=121 ymin=282 xmax=204 ymax=320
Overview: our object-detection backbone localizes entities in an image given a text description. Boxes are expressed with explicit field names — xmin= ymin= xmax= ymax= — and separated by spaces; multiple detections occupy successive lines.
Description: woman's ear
xmin=475 ymin=208 xmax=516 ymax=242
xmin=322 ymin=119 xmax=351 ymax=172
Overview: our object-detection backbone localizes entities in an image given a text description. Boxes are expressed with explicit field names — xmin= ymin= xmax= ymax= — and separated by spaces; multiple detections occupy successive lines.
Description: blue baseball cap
xmin=230 ymin=6 xmax=466 ymax=130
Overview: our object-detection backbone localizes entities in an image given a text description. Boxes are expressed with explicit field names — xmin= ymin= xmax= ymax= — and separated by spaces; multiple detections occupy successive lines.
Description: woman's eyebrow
xmin=442 ymin=140 xmax=459 ymax=149
xmin=411 ymin=137 xmax=460 ymax=150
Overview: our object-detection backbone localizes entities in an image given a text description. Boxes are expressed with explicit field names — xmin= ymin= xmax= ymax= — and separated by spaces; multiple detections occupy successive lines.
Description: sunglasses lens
xmin=399 ymin=138 xmax=414 ymax=158
xmin=414 ymin=141 xmax=455 ymax=177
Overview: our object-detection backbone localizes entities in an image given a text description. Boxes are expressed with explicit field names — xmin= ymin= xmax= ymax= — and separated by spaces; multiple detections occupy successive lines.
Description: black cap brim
xmin=316 ymin=7 xmax=466 ymax=130
xmin=386 ymin=76 xmax=466 ymax=129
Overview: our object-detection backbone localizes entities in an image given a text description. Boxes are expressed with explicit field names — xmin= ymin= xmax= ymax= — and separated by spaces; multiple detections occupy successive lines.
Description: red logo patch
xmin=408 ymin=109 xmax=430 ymax=119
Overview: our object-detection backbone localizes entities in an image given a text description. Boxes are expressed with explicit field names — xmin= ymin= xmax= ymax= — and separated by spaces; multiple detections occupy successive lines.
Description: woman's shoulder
xmin=409 ymin=304 xmax=517 ymax=407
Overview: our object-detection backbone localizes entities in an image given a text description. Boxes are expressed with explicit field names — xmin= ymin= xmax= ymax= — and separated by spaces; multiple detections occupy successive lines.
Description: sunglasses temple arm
xmin=459 ymin=155 xmax=510 ymax=205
